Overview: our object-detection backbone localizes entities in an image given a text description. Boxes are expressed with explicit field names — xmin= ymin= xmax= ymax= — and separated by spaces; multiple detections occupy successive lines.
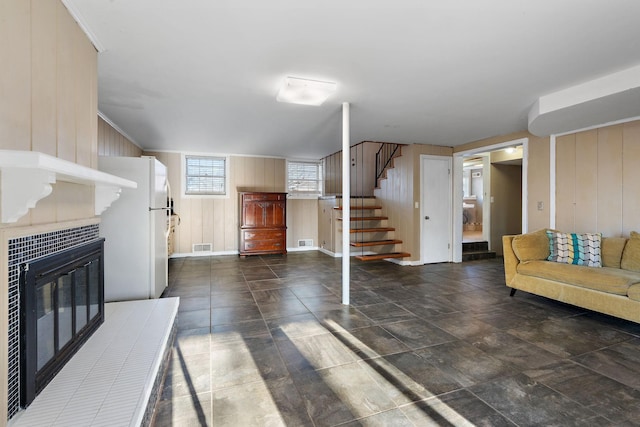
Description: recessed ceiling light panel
xmin=277 ymin=77 xmax=336 ymax=106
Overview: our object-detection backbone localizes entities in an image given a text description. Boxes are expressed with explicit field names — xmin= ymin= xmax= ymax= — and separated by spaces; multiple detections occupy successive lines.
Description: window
xmin=287 ymin=161 xmax=322 ymax=197
xmin=185 ymin=155 xmax=226 ymax=195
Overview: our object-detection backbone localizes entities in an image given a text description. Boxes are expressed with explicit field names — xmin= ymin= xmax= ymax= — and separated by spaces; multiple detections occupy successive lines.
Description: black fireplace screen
xmin=20 ymin=238 xmax=105 ymax=407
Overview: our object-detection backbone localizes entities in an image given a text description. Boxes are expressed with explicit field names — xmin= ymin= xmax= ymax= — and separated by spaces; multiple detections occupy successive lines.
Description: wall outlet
xmin=537 ymin=201 xmax=544 ymax=211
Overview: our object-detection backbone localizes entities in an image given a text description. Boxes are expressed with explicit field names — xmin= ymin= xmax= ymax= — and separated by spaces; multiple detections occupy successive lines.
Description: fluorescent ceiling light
xmin=277 ymin=77 xmax=336 ymax=106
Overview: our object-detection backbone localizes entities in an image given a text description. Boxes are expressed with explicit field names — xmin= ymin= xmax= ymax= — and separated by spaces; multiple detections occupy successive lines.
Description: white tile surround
xmin=9 ymin=298 xmax=179 ymax=427
xmin=4 ymin=222 xmax=103 ymax=419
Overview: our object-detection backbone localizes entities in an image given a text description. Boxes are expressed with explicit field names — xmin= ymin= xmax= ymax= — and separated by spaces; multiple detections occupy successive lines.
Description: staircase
xmin=335 ymin=197 xmax=411 ymax=261
xmin=375 ymin=142 xmax=404 ymax=189
xmin=461 ymin=241 xmax=496 ymax=261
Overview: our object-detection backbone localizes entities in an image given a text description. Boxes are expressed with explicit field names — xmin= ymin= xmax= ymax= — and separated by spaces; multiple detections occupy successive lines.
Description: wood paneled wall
xmin=1 ymin=0 xmax=97 ymax=166
xmin=97 ymin=116 xmax=142 ymax=157
xmin=287 ymin=199 xmax=319 ymax=249
xmin=555 ymin=120 xmax=640 ymax=236
xmin=145 ymin=152 xmax=318 ymax=254
xmin=0 ymin=0 xmax=98 ymax=229
xmin=317 ymin=198 xmax=338 ymax=251
xmin=526 ymin=135 xmax=550 ymax=232
xmin=375 ymin=145 xmax=415 ymax=261
xmin=322 ymin=150 xmax=343 ymax=195
xmin=0 ymin=1 xmax=99 ymax=423
xmin=322 ymin=142 xmax=381 ymax=197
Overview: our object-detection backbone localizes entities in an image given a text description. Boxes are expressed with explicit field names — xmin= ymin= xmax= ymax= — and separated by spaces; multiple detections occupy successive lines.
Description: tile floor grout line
xmin=158 ymin=255 xmax=640 ymax=426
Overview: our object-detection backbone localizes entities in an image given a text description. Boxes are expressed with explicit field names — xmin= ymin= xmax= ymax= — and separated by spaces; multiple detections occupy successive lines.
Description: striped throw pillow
xmin=546 ymin=231 xmax=602 ymax=267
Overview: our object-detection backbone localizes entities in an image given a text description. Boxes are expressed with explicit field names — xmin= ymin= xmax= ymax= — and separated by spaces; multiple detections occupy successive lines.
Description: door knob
xmin=425 ymin=216 xmax=430 ymax=220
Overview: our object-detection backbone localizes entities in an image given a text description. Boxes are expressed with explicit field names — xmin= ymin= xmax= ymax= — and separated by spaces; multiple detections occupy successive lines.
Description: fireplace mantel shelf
xmin=0 ymin=150 xmax=137 ymax=223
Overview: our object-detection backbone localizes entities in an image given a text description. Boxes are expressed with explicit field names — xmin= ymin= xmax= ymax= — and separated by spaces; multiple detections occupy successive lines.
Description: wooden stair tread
xmin=334 ymin=206 xmax=383 ymax=210
xmin=350 ymin=239 xmax=402 ymax=247
xmin=337 ymin=216 xmax=388 ymax=221
xmin=355 ymin=252 xmax=411 ymax=261
xmin=348 ymin=227 xmax=395 ymax=233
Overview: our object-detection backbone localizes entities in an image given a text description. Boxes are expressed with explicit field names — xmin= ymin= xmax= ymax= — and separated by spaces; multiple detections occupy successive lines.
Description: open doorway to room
xmin=453 ymin=138 xmax=528 ymax=262
xmin=462 ymin=156 xmax=485 ymax=243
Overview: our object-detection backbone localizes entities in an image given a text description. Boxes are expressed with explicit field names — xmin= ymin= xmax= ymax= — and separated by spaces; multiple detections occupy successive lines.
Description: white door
xmin=421 ymin=156 xmax=452 ymax=263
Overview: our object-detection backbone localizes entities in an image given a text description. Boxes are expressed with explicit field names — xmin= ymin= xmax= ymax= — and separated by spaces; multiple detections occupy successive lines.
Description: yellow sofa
xmin=503 ymin=229 xmax=640 ymax=324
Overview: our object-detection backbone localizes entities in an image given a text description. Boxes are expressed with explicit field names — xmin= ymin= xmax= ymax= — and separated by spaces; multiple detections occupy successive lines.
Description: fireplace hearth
xmin=19 ymin=238 xmax=105 ymax=407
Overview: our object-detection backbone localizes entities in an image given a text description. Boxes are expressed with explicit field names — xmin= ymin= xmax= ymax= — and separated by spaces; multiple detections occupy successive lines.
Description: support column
xmin=341 ymin=102 xmax=350 ymax=305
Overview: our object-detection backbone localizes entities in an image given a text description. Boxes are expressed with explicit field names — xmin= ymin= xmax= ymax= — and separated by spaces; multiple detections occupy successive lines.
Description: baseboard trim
xmin=169 ymin=248 xmax=423 ymax=266
xmin=287 ymin=246 xmax=319 ymax=252
xmin=170 ymin=250 xmax=238 ymax=258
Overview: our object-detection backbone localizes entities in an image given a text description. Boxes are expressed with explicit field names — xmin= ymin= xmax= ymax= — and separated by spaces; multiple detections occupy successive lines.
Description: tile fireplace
xmin=5 ymin=223 xmax=100 ymax=420
xmin=20 ymin=238 xmax=104 ymax=407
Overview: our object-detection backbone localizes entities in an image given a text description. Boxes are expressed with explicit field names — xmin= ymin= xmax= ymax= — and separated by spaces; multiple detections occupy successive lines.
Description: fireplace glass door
xmin=21 ymin=239 xmax=105 ymax=407
xmin=35 ymin=262 xmax=96 ymax=371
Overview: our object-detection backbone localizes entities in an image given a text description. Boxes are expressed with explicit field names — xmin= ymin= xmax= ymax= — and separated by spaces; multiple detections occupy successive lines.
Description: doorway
xmin=462 ymin=156 xmax=486 ymax=243
xmin=420 ymin=155 xmax=452 ymax=264
xmin=452 ymin=138 xmax=528 ymax=262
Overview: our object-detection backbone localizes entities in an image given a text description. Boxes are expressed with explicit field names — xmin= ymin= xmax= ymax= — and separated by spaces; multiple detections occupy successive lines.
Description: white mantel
xmin=0 ymin=150 xmax=137 ymax=223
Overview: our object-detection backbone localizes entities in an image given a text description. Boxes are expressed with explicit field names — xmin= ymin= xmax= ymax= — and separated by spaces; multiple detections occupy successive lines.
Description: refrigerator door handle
xmin=150 ymin=180 xmax=172 ymax=213
xmin=164 ymin=179 xmax=172 ymax=237
xmin=166 ymin=178 xmax=172 ymax=208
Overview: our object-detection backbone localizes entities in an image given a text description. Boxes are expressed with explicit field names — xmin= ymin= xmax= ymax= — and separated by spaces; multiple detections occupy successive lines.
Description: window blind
xmin=185 ymin=156 xmax=226 ymax=195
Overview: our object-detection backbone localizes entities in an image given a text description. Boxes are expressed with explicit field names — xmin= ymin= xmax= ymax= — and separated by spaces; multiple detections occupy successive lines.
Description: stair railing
xmin=375 ymin=143 xmax=401 ymax=185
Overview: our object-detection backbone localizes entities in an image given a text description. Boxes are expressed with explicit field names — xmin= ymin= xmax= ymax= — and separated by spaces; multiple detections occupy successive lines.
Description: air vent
xmin=298 ymin=239 xmax=313 ymax=247
xmin=192 ymin=243 xmax=212 ymax=252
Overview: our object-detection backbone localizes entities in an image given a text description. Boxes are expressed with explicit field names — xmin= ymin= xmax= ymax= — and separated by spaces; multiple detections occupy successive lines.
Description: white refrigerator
xmin=98 ymin=156 xmax=171 ymax=302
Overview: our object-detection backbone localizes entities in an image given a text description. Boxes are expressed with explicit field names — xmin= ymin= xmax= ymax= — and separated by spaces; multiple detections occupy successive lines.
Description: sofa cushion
xmin=602 ymin=237 xmax=628 ymax=268
xmin=629 ymin=284 xmax=640 ymax=302
xmin=517 ymin=260 xmax=640 ymax=295
xmin=546 ymin=231 xmax=602 ymax=267
xmin=621 ymin=231 xmax=640 ymax=272
xmin=512 ymin=229 xmax=549 ymax=262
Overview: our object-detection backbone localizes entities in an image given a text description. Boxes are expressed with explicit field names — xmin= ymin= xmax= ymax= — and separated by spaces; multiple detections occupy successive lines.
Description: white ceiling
xmin=65 ymin=0 xmax=640 ymax=160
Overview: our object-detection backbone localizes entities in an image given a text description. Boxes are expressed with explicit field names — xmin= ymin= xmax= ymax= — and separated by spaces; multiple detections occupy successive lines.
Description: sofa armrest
xmin=502 ymin=235 xmax=518 ymax=286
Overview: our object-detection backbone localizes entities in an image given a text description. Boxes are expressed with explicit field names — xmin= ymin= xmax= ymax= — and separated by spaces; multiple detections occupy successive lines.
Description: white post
xmin=549 ymin=135 xmax=556 ymax=230
xmin=342 ymin=102 xmax=350 ymax=305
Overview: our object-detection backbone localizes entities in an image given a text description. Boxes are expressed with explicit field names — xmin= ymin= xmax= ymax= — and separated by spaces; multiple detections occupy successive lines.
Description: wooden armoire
xmin=239 ymin=192 xmax=287 ymax=256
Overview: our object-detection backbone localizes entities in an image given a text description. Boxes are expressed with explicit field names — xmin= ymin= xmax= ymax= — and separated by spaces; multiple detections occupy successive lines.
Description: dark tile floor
xmin=152 ymin=252 xmax=640 ymax=426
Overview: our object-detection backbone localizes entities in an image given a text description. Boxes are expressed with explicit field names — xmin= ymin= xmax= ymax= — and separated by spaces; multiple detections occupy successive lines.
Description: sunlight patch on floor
xmin=288 ymin=319 xmax=474 ymax=424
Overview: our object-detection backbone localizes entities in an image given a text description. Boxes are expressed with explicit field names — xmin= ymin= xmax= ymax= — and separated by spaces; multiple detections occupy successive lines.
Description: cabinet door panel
xmin=239 ymin=193 xmax=287 ymax=256
xmin=269 ymin=201 xmax=286 ymax=227
xmin=242 ymin=201 xmax=262 ymax=227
